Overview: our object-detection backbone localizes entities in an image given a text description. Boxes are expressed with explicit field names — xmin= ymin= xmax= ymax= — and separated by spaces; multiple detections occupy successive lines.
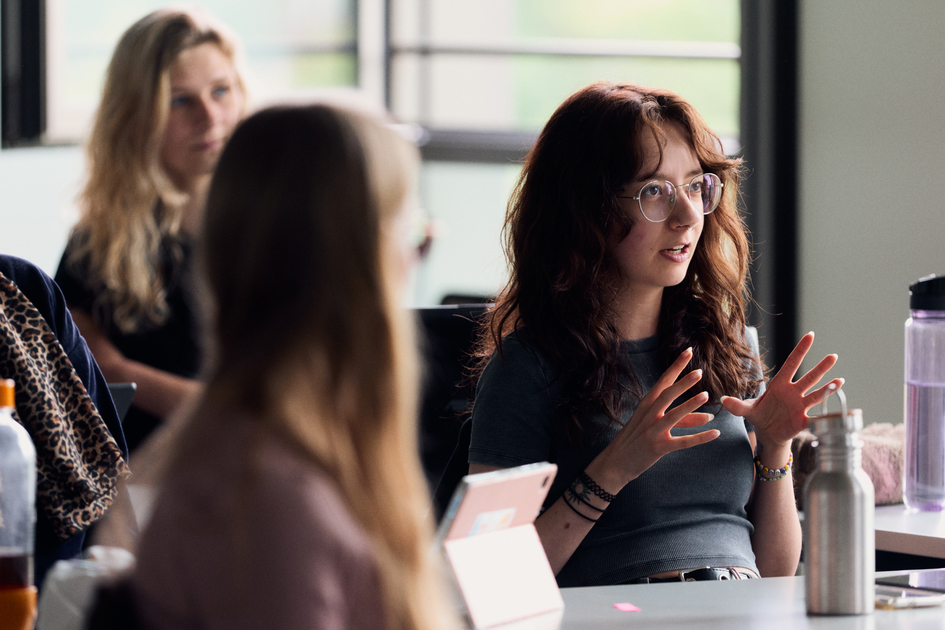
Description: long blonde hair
xmin=192 ymin=104 xmax=456 ymax=630
xmin=66 ymin=7 xmax=246 ymax=334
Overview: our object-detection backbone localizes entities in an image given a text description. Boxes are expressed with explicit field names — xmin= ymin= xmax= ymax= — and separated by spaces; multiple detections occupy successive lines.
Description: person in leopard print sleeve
xmin=0 ymin=254 xmax=130 ymax=590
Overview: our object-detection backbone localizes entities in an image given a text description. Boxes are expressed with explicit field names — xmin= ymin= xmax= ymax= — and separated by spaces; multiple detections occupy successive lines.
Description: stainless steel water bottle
xmin=804 ymin=386 xmax=874 ymax=615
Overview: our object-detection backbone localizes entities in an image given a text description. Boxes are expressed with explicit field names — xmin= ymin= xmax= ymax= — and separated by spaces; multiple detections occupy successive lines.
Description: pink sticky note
xmin=614 ymin=602 xmax=640 ymax=613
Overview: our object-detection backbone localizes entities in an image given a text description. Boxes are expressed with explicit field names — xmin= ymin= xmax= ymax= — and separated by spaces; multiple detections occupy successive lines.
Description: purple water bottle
xmin=905 ymin=275 xmax=945 ymax=511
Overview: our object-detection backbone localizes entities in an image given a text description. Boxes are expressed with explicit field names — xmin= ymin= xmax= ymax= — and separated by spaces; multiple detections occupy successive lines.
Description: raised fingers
xmin=663 ymin=389 xmax=710 ymax=425
xmin=674 ymin=410 xmax=716 ymax=429
xmin=657 ymin=369 xmax=704 ymax=407
xmin=801 ymin=377 xmax=845 ymax=412
xmin=775 ymin=332 xmax=815 ymax=383
xmin=793 ymin=353 xmax=839 ymax=393
xmin=648 ymin=347 xmax=694 ymax=395
xmin=666 ymin=427 xmax=720 ymax=453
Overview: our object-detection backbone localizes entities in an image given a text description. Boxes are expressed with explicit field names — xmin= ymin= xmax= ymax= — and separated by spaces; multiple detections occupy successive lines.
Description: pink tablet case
xmin=438 ymin=462 xmax=563 ymax=628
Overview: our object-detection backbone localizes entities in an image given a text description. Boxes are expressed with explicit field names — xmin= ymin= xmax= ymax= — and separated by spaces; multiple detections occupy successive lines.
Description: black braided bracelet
xmin=579 ymin=471 xmax=617 ymax=503
xmin=562 ymin=494 xmax=599 ymax=522
xmin=567 ymin=488 xmax=606 ymax=512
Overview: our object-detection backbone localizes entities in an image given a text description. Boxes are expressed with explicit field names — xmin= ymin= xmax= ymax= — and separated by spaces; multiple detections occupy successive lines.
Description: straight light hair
xmin=189 ymin=104 xmax=457 ymax=630
xmin=66 ymin=7 xmax=246 ymax=333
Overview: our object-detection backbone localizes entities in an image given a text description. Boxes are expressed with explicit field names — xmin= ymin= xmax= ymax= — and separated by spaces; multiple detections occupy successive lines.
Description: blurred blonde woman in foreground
xmin=130 ymin=105 xmax=458 ymax=629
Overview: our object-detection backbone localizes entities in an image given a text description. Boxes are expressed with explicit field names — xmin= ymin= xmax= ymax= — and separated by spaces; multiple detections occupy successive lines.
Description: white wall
xmin=0 ymin=146 xmax=84 ymax=275
xmin=798 ymin=1 xmax=945 ymax=425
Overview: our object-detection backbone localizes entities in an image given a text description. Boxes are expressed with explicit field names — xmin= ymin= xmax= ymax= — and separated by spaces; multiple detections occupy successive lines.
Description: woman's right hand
xmin=586 ymin=347 xmax=719 ymax=495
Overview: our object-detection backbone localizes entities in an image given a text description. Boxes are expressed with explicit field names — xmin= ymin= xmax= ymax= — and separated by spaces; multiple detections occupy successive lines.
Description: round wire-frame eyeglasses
xmin=617 ymin=173 xmax=723 ymax=223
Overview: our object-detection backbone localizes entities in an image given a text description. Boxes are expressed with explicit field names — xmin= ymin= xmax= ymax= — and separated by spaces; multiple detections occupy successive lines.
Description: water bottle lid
xmin=807 ymin=385 xmax=863 ymax=436
xmin=808 ymin=407 xmax=863 ymax=436
xmin=910 ymin=275 xmax=945 ymax=310
xmin=0 ymin=379 xmax=13 ymax=408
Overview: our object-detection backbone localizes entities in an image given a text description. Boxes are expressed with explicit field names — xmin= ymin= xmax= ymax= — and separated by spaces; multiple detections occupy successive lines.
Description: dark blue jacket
xmin=0 ymin=254 xmax=128 ymax=589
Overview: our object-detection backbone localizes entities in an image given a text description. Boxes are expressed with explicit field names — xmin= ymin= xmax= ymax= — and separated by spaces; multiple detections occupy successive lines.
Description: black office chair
xmin=432 ymin=415 xmax=474 ymax=522
xmin=415 ymin=304 xmax=488 ymax=516
xmin=106 ymin=382 xmax=137 ymax=423
xmin=439 ymin=293 xmax=494 ymax=306
xmin=83 ymin=383 xmax=138 ymax=553
xmin=87 ymin=577 xmax=141 ymax=630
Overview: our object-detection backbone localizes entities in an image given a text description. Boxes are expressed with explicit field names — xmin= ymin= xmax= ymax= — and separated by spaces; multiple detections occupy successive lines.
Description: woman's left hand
xmin=721 ymin=332 xmax=843 ymax=448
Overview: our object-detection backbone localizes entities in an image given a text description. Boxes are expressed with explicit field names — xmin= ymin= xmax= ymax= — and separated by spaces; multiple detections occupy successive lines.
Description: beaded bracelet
xmin=754 ymin=451 xmax=793 ymax=482
xmin=578 ymin=471 xmax=617 ymax=502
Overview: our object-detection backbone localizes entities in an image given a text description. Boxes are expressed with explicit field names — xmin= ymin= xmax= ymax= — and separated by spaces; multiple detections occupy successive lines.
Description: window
xmin=390 ymin=0 xmax=740 ymax=140
xmin=9 ymin=0 xmax=746 ymax=309
xmin=389 ymin=0 xmax=742 ymax=306
xmin=44 ymin=0 xmax=359 ymax=141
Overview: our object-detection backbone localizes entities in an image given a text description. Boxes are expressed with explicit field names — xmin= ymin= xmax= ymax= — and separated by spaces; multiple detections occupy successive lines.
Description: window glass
xmin=390 ymin=0 xmax=740 ymax=136
xmin=513 ymin=0 xmax=739 ymax=42
xmin=395 ymin=0 xmax=741 ymax=306
xmin=42 ymin=0 xmax=740 ymax=306
xmin=408 ymin=163 xmax=519 ymax=307
xmin=392 ymin=0 xmax=738 ymax=45
xmin=45 ymin=0 xmax=356 ymax=141
xmin=393 ymin=55 xmax=738 ymax=136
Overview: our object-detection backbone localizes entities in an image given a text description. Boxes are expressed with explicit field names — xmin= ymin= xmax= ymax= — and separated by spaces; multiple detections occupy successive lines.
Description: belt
xmin=628 ymin=567 xmax=757 ymax=584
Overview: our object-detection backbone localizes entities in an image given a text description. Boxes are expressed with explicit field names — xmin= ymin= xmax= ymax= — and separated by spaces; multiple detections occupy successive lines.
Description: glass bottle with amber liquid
xmin=0 ymin=379 xmax=37 ymax=630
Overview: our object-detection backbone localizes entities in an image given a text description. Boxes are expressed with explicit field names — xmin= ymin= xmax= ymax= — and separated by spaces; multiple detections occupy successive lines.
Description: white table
xmin=875 ymin=504 xmax=945 ymax=559
xmin=489 ymin=506 xmax=945 ymax=629
xmin=497 ymin=575 xmax=945 ymax=629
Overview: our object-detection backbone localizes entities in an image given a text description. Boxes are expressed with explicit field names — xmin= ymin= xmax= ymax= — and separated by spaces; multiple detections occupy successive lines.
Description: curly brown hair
xmin=477 ymin=81 xmax=764 ymax=441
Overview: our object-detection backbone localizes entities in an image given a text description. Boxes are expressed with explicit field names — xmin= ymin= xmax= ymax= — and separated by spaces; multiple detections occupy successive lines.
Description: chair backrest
xmin=432 ymin=416 xmax=473 ymax=522
xmin=86 ymin=577 xmax=141 ymax=630
xmin=415 ymin=305 xmax=488 ymax=501
xmin=106 ymin=383 xmax=137 ymax=424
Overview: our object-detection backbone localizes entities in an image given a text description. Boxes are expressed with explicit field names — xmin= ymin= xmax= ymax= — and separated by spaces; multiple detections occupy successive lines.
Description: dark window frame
xmin=740 ymin=0 xmax=799 ymax=369
xmin=1 ymin=0 xmax=44 ymax=146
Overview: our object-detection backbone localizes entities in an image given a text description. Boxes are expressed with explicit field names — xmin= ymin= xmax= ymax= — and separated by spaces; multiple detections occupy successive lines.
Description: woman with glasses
xmin=467 ymin=82 xmax=841 ymax=586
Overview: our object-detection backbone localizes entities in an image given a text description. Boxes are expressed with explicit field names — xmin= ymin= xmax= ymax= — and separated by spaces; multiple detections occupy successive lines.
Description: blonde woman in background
xmin=55 ymin=7 xmax=246 ymax=451
xmin=129 ymin=104 xmax=459 ymax=630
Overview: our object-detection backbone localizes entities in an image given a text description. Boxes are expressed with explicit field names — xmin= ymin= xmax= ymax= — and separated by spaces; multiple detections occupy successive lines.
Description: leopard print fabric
xmin=0 ymin=272 xmax=130 ymax=540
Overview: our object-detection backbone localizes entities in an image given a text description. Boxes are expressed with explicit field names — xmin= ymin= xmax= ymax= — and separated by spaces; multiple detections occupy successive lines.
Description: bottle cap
xmin=807 ymin=385 xmax=863 ymax=436
xmin=910 ymin=275 xmax=945 ymax=311
xmin=0 ymin=379 xmax=14 ymax=408
xmin=808 ymin=407 xmax=863 ymax=437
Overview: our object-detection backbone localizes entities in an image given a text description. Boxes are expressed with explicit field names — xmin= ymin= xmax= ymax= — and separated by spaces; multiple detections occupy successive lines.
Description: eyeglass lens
xmin=638 ymin=173 xmax=721 ymax=222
